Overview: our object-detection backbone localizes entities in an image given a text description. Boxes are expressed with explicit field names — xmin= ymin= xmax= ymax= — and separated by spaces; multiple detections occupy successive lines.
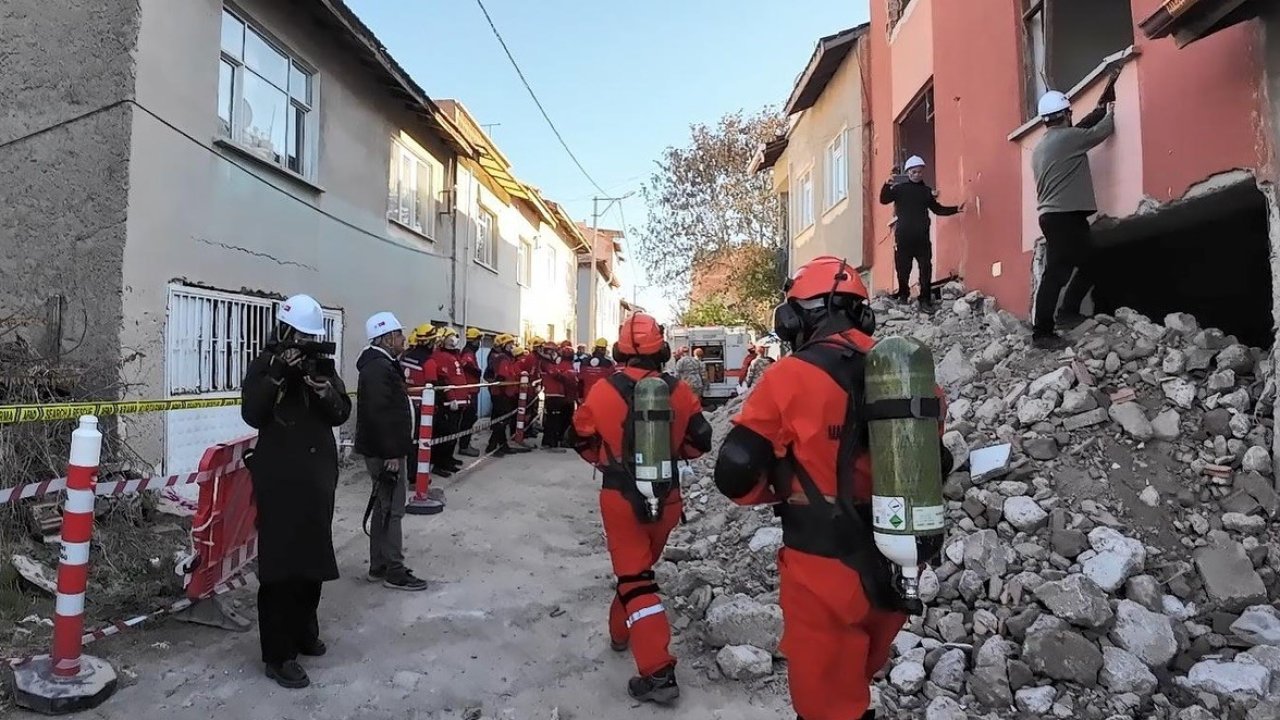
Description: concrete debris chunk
xmin=938 ymin=344 xmax=978 ymax=389
xmin=704 ymin=595 xmax=783 ymax=653
xmin=1161 ymin=378 xmax=1197 ymax=410
xmin=1023 ymin=629 xmax=1104 ymax=686
xmin=1194 ymin=538 xmax=1268 ymax=612
xmin=1064 ymin=407 xmax=1109 ymax=431
xmin=1015 ymin=686 xmax=1057 ymax=714
xmin=1151 ymin=408 xmax=1181 ymax=441
xmin=715 ymin=645 xmax=773 ymax=680
xmin=931 ymin=648 xmax=967 ymax=693
xmin=1004 ymin=496 xmax=1049 ymax=532
xmin=1030 ymin=366 xmax=1076 ymax=397
xmin=1109 ymin=402 xmax=1154 ymax=441
xmin=1242 ymin=446 xmax=1273 ymax=476
xmin=925 ymin=696 xmax=968 ymax=720
xmin=1231 ymin=605 xmax=1280 ymax=647
xmin=889 ymin=660 xmax=927 ymax=694
xmin=1182 ymin=659 xmax=1271 ymax=698
xmin=1034 ymin=574 xmax=1114 ymax=628
xmin=1109 ymin=600 xmax=1178 ymax=668
xmin=1100 ymin=646 xmax=1159 ymax=697
xmin=1216 ymin=344 xmax=1256 ymax=375
xmin=1082 ymin=527 xmax=1147 ymax=593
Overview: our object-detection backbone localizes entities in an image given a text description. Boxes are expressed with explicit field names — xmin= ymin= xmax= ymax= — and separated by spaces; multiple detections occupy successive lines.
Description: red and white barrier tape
xmin=0 ymin=458 xmax=246 ymax=507
xmin=5 ymin=570 xmax=258 ymax=668
xmin=422 ymin=408 xmax=518 ymax=446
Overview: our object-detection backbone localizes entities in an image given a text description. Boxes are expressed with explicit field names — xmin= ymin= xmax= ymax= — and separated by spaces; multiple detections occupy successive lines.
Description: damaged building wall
xmin=119 ymin=0 xmax=457 ymax=466
xmin=0 ymin=1 xmax=141 ymax=395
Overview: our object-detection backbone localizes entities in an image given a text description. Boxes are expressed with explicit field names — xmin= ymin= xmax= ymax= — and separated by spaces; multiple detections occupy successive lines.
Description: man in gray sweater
xmin=1030 ymin=88 xmax=1116 ymax=349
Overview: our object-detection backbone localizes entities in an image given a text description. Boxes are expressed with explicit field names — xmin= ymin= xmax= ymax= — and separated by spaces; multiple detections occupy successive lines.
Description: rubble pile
xmin=664 ymin=283 xmax=1280 ymax=719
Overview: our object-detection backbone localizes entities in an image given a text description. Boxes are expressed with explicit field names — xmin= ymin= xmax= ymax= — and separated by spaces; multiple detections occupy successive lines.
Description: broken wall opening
xmin=1088 ymin=181 xmax=1274 ymax=348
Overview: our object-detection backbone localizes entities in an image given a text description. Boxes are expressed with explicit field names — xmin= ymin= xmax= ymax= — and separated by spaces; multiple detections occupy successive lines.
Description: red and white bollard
xmin=12 ymin=416 xmax=118 ymax=714
xmin=406 ymin=386 xmax=444 ymax=515
xmin=514 ymin=373 xmax=530 ymax=443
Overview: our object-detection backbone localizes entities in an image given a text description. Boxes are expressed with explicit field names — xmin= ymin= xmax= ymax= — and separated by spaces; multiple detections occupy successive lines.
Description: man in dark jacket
xmin=355 ymin=311 xmax=430 ymax=591
xmin=879 ymin=155 xmax=964 ymax=310
xmin=241 ymin=294 xmax=351 ymax=689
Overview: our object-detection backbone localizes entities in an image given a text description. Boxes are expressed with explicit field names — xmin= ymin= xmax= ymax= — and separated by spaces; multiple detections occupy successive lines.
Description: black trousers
xmin=458 ymin=399 xmax=479 ymax=449
xmin=1034 ymin=211 xmax=1095 ymax=334
xmin=258 ymin=579 xmax=321 ymax=665
xmin=894 ymin=232 xmax=933 ymax=303
xmin=543 ymin=397 xmax=571 ymax=447
xmin=435 ymin=407 xmax=460 ymax=467
xmin=487 ymin=396 xmax=514 ymax=451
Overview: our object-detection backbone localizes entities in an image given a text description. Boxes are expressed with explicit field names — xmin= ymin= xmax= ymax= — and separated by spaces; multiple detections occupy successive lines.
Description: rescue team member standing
xmin=713 ymin=257 xmax=950 ymax=720
xmin=483 ymin=334 xmax=529 ymax=456
xmin=241 ymin=294 xmax=351 ymax=689
xmin=568 ymin=313 xmax=713 ymax=704
xmin=521 ymin=338 xmax=543 ymax=440
xmin=672 ymin=346 xmax=705 ymax=399
xmin=878 ymin=156 xmax=963 ymax=310
xmin=538 ymin=340 xmax=575 ymax=450
xmin=400 ymin=324 xmax=455 ymax=480
xmin=457 ymin=328 xmax=484 ymax=457
xmin=357 ymin=312 xmax=431 ymax=590
xmin=1031 ymin=89 xmax=1116 ymax=349
xmin=744 ymin=345 xmax=773 ymax=389
xmin=578 ymin=337 xmax=617 ymax=401
xmin=431 ymin=327 xmax=468 ymax=475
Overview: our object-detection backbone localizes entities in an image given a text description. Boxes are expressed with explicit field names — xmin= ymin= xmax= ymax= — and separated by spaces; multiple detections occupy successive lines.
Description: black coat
xmin=879 ymin=180 xmax=959 ymax=241
xmin=241 ymin=352 xmax=351 ymax=584
xmin=354 ymin=346 xmax=415 ymax=459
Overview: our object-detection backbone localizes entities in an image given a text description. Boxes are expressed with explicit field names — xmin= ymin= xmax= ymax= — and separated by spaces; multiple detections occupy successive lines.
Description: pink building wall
xmin=869 ymin=0 xmax=1273 ymax=316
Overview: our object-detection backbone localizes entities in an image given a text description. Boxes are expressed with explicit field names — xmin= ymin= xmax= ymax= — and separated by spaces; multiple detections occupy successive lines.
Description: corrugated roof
xmin=783 ymin=24 xmax=869 ymax=116
xmin=437 ymin=100 xmax=529 ymax=202
xmin=1139 ymin=0 xmax=1263 ymax=47
xmin=315 ymin=0 xmax=474 ymax=157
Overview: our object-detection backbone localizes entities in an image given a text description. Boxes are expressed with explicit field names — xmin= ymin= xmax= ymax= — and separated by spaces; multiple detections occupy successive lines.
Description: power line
xmin=472 ymin=0 xmax=606 ymax=195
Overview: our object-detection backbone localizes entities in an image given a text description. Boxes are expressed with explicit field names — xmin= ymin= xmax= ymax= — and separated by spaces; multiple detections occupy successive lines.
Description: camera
xmin=270 ymin=340 xmax=337 ymax=379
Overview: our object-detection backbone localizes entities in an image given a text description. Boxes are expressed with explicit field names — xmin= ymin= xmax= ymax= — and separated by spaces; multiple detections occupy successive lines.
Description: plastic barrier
xmin=184 ymin=435 xmax=259 ymax=601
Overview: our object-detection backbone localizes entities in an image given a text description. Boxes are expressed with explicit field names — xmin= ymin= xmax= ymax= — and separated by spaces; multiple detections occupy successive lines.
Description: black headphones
xmin=773 ymin=260 xmax=876 ymax=348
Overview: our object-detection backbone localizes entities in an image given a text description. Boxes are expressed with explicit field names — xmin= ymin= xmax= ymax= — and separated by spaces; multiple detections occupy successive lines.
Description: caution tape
xmin=0 ymin=458 xmax=245 ymax=507
xmin=423 ymin=409 xmax=518 ymax=446
xmin=5 ymin=571 xmax=257 ymax=668
xmin=1 ymin=379 xmax=545 ymax=425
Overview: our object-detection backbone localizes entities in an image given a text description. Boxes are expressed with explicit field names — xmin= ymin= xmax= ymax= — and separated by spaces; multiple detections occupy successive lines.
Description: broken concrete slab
xmin=1194 ymin=538 xmax=1268 ymax=612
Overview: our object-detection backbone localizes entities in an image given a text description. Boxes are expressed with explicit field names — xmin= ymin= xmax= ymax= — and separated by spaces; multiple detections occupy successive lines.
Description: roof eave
xmin=782 ymin=23 xmax=868 ymax=116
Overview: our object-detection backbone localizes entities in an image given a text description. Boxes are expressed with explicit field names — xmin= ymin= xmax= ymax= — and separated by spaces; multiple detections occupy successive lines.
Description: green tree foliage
xmin=634 ymin=107 xmax=787 ymax=329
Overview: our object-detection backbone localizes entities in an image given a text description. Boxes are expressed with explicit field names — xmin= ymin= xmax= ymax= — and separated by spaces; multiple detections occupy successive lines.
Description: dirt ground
xmin=9 ymin=450 xmax=788 ymax=720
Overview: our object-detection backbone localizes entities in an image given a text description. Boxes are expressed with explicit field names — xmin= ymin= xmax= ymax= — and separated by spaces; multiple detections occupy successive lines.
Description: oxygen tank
xmin=633 ymin=377 xmax=674 ymax=520
xmin=864 ymin=336 xmax=946 ymax=611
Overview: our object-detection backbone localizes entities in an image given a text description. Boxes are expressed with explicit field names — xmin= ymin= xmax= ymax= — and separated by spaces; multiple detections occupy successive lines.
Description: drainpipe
xmin=451 ymin=156 xmax=467 ymax=329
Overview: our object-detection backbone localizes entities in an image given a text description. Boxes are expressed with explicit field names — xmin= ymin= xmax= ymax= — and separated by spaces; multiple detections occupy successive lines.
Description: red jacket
xmin=572 ymin=366 xmax=708 ymax=468
xmin=432 ymin=348 xmax=469 ymax=404
xmin=578 ymin=353 xmax=617 ymax=401
xmin=484 ymin=349 xmax=520 ymax=399
xmin=539 ymin=355 xmax=574 ymax=398
xmin=519 ymin=352 xmax=540 ymax=381
xmin=400 ymin=346 xmax=437 ymax=392
xmin=460 ymin=346 xmax=482 ymax=398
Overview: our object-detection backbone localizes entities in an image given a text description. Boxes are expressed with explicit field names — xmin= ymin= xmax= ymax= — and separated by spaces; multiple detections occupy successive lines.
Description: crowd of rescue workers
xmin=224 ymin=78 xmax=1123 ymax=720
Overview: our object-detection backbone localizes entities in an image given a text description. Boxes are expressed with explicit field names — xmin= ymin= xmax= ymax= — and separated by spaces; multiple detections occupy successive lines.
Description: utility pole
xmin=589 ymin=192 xmax=634 ymax=341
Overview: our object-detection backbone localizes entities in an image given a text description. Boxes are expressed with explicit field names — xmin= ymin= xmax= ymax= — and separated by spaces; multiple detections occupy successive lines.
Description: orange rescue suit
xmin=723 ymin=329 xmax=945 ymax=720
xmin=571 ymin=366 xmax=712 ymax=678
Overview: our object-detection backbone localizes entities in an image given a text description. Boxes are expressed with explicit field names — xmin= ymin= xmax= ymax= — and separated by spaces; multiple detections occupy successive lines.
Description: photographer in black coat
xmin=241 ymin=294 xmax=351 ymax=689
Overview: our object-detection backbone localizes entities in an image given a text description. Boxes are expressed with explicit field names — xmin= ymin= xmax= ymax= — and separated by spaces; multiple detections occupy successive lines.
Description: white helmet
xmin=1038 ymin=91 xmax=1071 ymax=119
xmin=278 ymin=294 xmax=326 ymax=336
xmin=365 ymin=311 xmax=403 ymax=341
xmin=904 ymin=155 xmax=926 ymax=171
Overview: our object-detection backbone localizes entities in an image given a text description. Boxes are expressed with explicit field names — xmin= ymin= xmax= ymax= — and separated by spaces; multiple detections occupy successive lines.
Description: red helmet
xmin=784 ymin=255 xmax=868 ymax=302
xmin=616 ymin=313 xmax=666 ymax=356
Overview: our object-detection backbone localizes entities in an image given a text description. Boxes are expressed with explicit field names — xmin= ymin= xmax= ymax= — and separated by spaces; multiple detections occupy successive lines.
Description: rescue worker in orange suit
xmin=578 ymin=337 xmax=617 ymax=402
xmin=399 ymin=323 xmax=442 ymax=467
xmin=537 ymin=340 xmax=575 ymax=450
xmin=457 ymin=328 xmax=484 ymax=457
xmin=713 ymin=256 xmax=951 ymax=720
xmin=431 ymin=327 xmax=468 ymax=476
xmin=567 ymin=313 xmax=713 ymax=704
xmin=483 ymin=334 xmax=529 ymax=456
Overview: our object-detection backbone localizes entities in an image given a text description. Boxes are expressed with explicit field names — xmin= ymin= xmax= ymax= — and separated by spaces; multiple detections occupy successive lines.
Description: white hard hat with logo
xmin=278 ymin=294 xmax=326 ymax=336
xmin=904 ymin=156 xmax=927 ymax=171
xmin=1038 ymin=91 xmax=1071 ymax=119
xmin=365 ymin=311 xmax=403 ymax=341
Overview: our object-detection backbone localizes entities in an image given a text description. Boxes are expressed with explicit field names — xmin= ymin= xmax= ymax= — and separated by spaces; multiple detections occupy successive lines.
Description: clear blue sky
xmin=347 ymin=0 xmax=869 ymax=319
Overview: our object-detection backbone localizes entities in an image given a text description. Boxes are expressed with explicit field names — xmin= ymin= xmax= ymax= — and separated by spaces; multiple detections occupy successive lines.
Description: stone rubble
xmin=662 ymin=283 xmax=1279 ymax=719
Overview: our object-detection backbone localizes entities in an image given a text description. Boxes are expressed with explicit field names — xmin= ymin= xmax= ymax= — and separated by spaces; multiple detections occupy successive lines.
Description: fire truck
xmin=667 ymin=325 xmax=755 ymax=404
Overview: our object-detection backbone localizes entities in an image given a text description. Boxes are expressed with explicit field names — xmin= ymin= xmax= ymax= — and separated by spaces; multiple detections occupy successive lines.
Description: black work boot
xmin=298 ymin=638 xmax=327 ymax=657
xmin=265 ymin=660 xmax=310 ymax=689
xmin=1032 ymin=331 xmax=1068 ymax=350
xmin=627 ymin=665 xmax=679 ymax=705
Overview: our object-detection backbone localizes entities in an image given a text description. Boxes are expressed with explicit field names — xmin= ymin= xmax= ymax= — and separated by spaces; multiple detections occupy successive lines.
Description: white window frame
xmin=165 ymin=285 xmax=342 ymax=397
xmin=387 ymin=138 xmax=439 ymax=239
xmin=475 ymin=206 xmax=499 ymax=270
xmin=518 ymin=237 xmax=534 ymax=286
xmin=825 ymin=130 xmax=848 ymax=210
xmin=794 ymin=168 xmax=815 ymax=233
xmin=218 ymin=6 xmax=317 ymax=178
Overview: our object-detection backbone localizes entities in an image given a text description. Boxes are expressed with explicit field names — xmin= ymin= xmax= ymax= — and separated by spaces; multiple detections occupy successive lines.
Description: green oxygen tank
xmin=864 ymin=336 xmax=946 ymax=610
xmin=633 ymin=377 xmax=674 ymax=520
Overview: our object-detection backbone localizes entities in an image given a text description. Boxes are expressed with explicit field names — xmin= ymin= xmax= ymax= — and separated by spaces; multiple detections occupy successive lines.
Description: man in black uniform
xmin=879 ymin=155 xmax=964 ymax=310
